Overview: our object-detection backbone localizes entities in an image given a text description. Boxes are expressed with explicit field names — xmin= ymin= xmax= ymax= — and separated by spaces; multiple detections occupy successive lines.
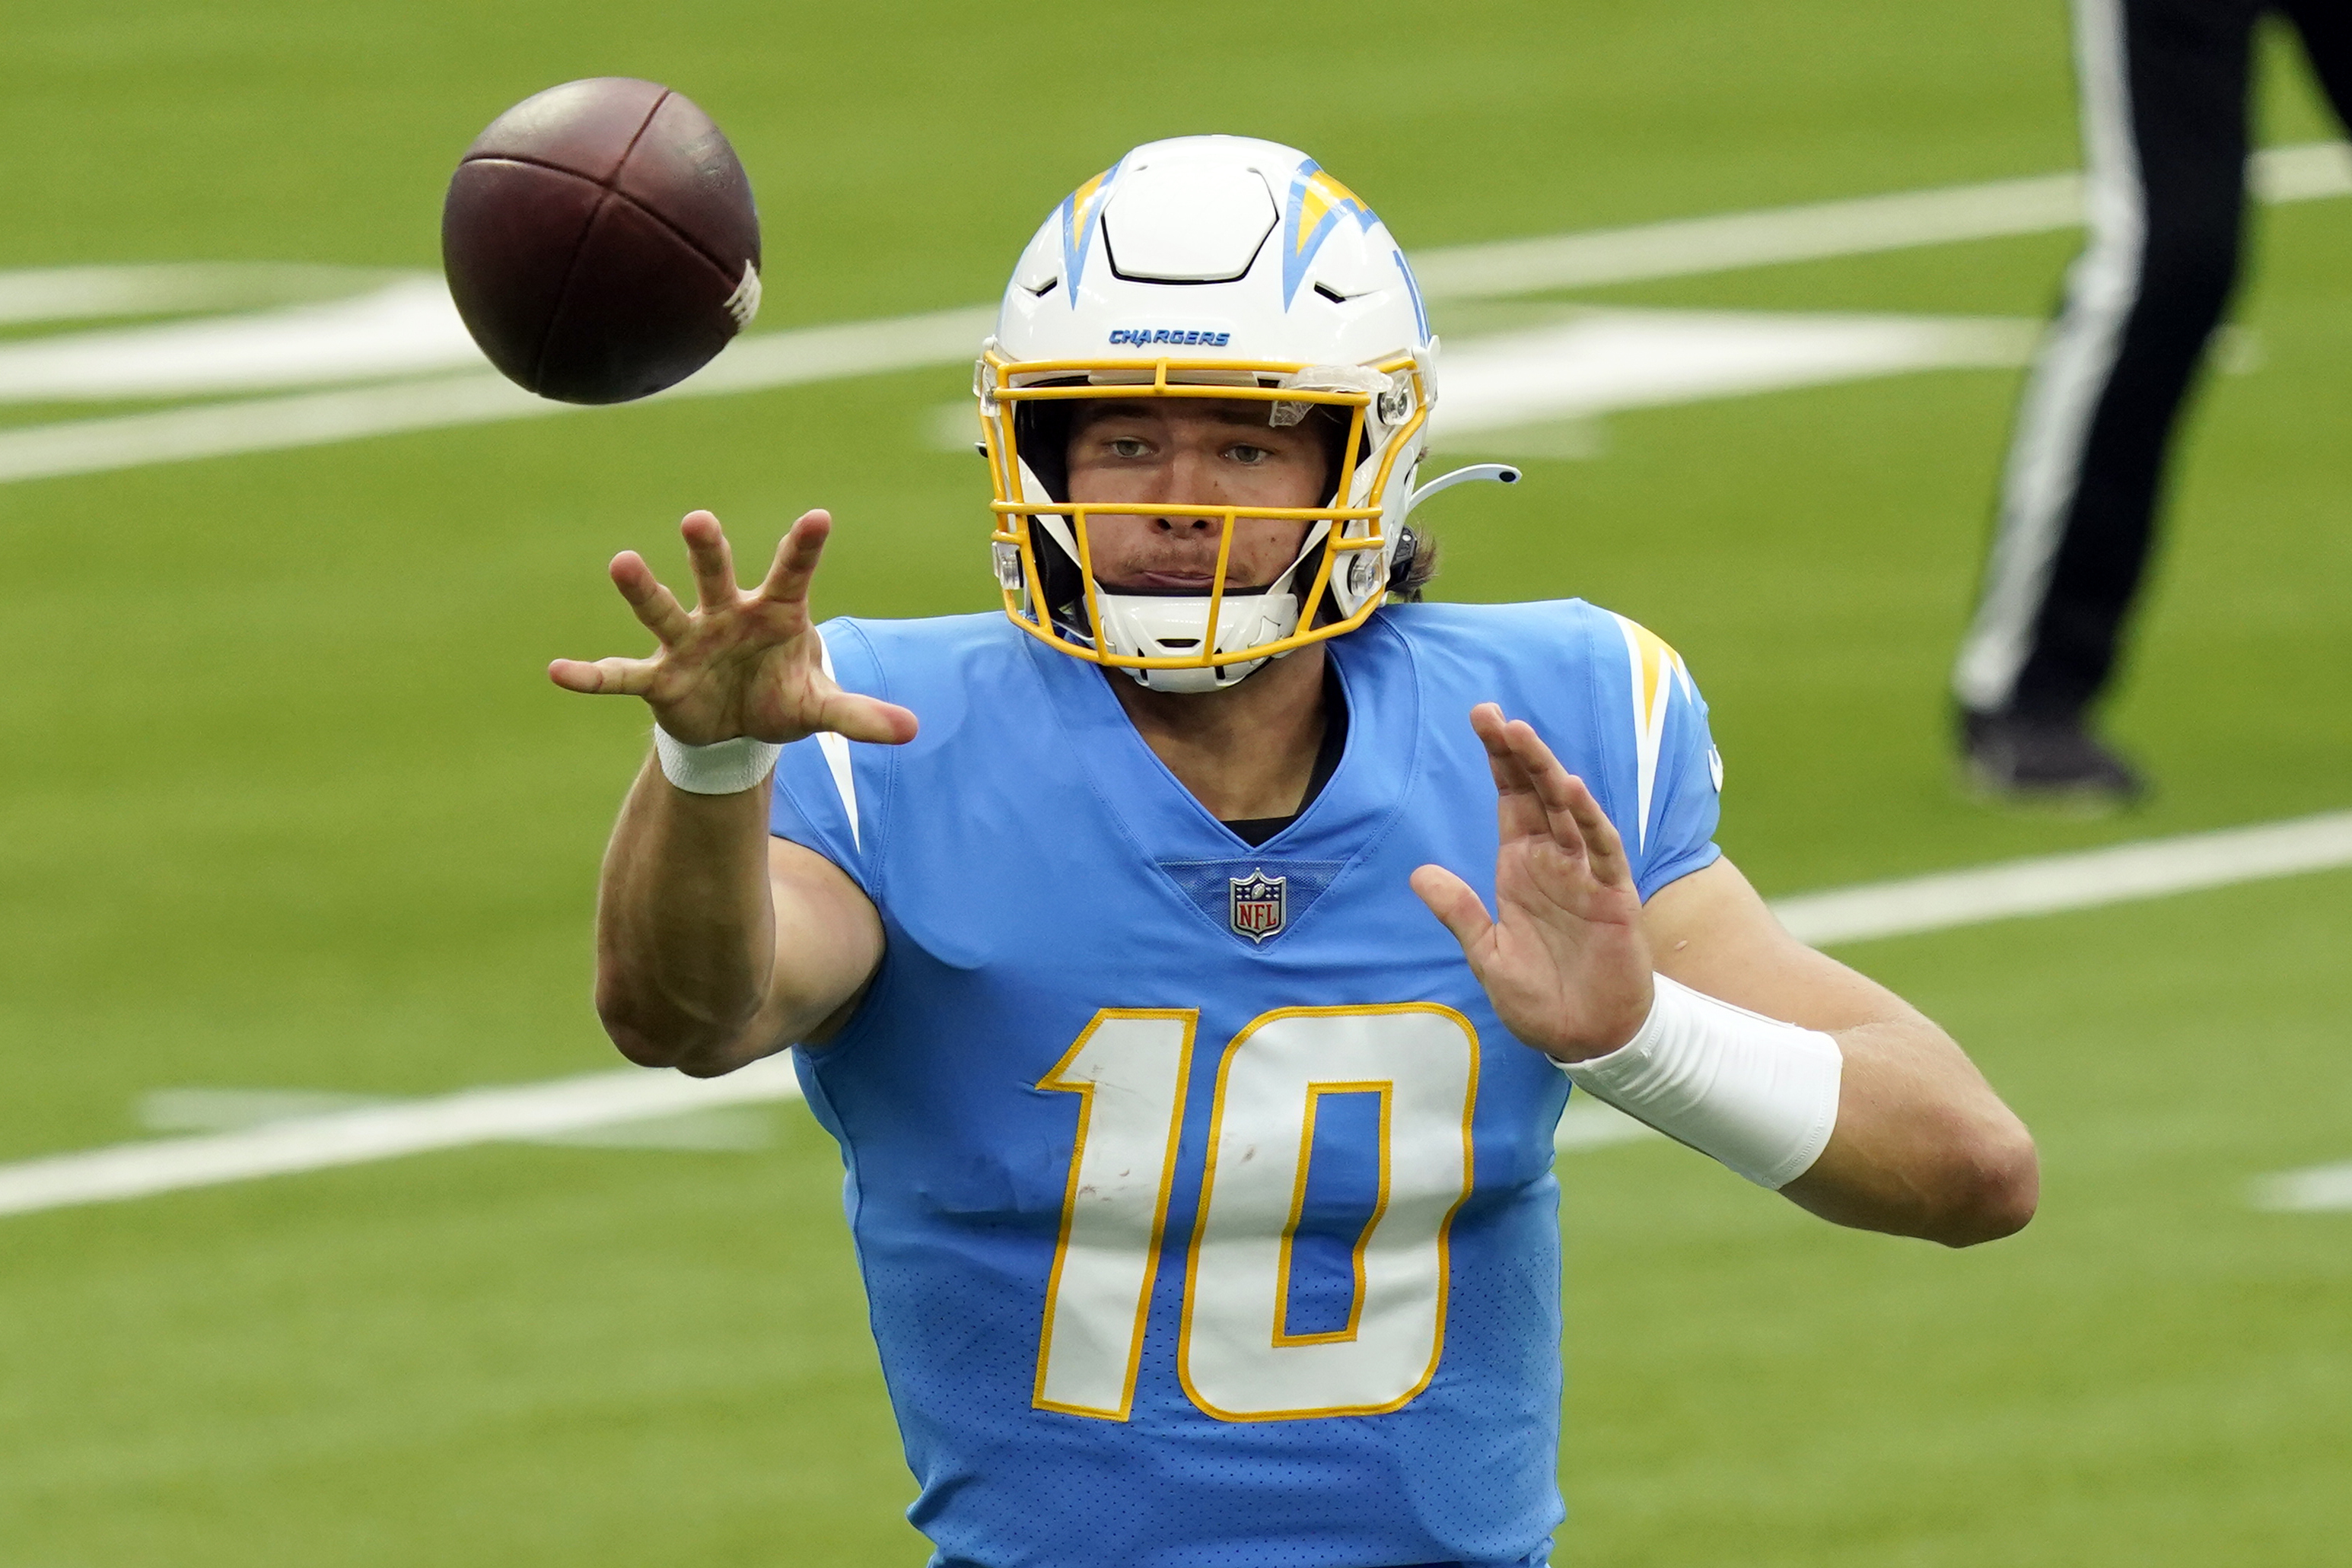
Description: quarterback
xmin=555 ymin=138 xmax=2039 ymax=1568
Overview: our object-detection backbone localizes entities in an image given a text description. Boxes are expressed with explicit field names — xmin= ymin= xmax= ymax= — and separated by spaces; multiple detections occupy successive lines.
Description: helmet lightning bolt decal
xmin=1393 ymin=248 xmax=1429 ymax=339
xmin=1057 ymin=161 xmax=1122 ymax=309
xmin=1281 ymin=163 xmax=1379 ymax=308
xmin=1612 ymin=613 xmax=1695 ymax=854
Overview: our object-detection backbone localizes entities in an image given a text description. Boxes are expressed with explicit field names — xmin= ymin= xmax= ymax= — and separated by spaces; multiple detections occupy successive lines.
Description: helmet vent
xmin=1312 ymin=282 xmax=1351 ymax=304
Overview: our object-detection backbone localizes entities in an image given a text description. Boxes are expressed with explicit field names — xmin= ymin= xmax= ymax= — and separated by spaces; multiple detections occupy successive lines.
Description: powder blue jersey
xmin=770 ymin=600 xmax=1722 ymax=1568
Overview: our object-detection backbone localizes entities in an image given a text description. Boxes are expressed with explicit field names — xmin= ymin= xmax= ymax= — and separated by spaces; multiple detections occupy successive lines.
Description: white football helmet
xmin=976 ymin=135 xmax=1511 ymax=693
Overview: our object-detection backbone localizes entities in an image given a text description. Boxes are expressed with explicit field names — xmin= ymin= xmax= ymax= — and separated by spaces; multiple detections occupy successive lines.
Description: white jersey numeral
xmin=1032 ymin=1011 xmax=1197 ymax=1419
xmin=1181 ymin=1006 xmax=1478 ymax=1418
xmin=1032 ymin=1004 xmax=1478 ymax=1423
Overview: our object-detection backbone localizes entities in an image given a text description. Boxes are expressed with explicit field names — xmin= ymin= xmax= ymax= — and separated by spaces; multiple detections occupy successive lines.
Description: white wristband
xmin=1554 ymin=975 xmax=1841 ymax=1189
xmin=653 ymin=727 xmax=781 ymax=796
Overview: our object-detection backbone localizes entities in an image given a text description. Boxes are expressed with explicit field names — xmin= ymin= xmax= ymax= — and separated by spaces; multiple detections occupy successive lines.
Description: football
xmin=441 ymin=78 xmax=762 ymax=405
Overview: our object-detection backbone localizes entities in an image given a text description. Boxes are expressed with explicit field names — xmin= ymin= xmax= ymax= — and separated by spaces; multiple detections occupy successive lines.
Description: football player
xmin=554 ymin=136 xmax=2039 ymax=1568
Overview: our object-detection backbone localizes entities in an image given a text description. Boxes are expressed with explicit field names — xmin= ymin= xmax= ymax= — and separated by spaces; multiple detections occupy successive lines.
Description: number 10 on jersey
xmin=1033 ymin=1003 xmax=1479 ymax=1423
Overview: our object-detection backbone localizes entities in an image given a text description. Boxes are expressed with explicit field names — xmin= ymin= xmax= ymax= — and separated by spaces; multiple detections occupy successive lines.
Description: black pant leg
xmin=1954 ymin=0 xmax=2261 ymax=721
xmin=2276 ymin=0 xmax=2352 ymax=130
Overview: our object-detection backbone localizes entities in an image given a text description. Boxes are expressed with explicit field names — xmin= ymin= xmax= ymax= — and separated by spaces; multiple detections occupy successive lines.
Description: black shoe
xmin=1960 ymin=710 xmax=2147 ymax=807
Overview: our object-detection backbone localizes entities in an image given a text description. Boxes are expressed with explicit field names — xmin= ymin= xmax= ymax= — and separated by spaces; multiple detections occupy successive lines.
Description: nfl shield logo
xmin=1228 ymin=870 xmax=1287 ymax=943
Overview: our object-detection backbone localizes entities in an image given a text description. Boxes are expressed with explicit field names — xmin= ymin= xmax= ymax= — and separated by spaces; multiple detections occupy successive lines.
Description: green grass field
xmin=2 ymin=2 xmax=2347 ymax=1563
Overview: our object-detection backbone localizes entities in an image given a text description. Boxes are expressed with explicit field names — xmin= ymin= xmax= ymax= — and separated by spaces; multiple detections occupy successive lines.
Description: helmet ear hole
xmin=1386 ymin=526 xmax=1424 ymax=600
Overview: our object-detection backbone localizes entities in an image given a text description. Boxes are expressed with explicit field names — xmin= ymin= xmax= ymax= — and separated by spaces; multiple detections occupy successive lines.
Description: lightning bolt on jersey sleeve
xmin=768 ymin=622 xmax=886 ymax=894
xmin=1598 ymin=612 xmax=1723 ymax=902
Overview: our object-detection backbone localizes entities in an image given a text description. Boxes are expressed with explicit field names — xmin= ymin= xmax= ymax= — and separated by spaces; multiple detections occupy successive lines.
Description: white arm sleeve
xmin=1553 ymin=975 xmax=1842 ymax=1189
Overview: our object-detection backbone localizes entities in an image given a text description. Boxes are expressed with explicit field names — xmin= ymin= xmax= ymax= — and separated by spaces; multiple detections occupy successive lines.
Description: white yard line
xmin=0 ymin=143 xmax=2340 ymax=487
xmin=0 ymin=1055 xmax=803 ymax=1219
xmin=0 ymin=371 xmax=543 ymax=485
xmin=1555 ymin=1099 xmax=1661 ymax=1153
xmin=2253 ymin=1163 xmax=2352 ymax=1213
xmin=0 ymin=307 xmax=996 ymax=487
xmin=0 ymin=262 xmax=394 ymax=327
xmin=4 ymin=809 xmax=2348 ymax=1219
xmin=1426 ymin=307 xmax=2034 ymax=437
xmin=1411 ymin=142 xmax=2346 ymax=299
xmin=0 ymin=278 xmax=482 ymax=403
xmin=1771 ymin=809 xmax=2352 ymax=946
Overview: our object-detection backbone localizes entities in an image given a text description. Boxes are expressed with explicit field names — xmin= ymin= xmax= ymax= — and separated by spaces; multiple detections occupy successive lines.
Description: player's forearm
xmin=1780 ymin=1016 xmax=2039 ymax=1247
xmin=1640 ymin=861 xmax=2037 ymax=1245
xmin=593 ymin=755 xmax=781 ymax=1073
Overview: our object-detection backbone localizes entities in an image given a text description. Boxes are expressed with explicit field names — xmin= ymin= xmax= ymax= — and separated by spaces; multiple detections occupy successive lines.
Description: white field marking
xmin=140 ymin=1087 xmax=387 ymax=1128
xmin=138 ymin=1086 xmax=773 ymax=1153
xmin=1407 ymin=141 xmax=2350 ymax=299
xmin=1770 ymin=809 xmax=2352 ymax=946
xmin=5 ymin=809 xmax=2351 ymax=1219
xmin=2250 ymin=140 xmax=2352 ymax=202
xmin=0 ymin=307 xmax=997 ymax=487
xmin=2 ymin=141 xmax=2342 ymax=488
xmin=1556 ymin=1097 xmax=1662 ymax=1153
xmin=0 ymin=278 xmax=484 ymax=402
xmin=1426 ymin=307 xmax=2034 ymax=437
xmin=0 ymin=262 xmax=395 ymax=327
xmin=0 ymin=1054 xmax=804 ymax=1219
xmin=2252 ymin=1164 xmax=2352 ymax=1213
xmin=0 ymin=370 xmax=543 ymax=485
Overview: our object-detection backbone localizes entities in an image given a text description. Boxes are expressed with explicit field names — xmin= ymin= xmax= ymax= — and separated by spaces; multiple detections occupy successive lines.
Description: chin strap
xmin=1406 ymin=463 xmax=1521 ymax=511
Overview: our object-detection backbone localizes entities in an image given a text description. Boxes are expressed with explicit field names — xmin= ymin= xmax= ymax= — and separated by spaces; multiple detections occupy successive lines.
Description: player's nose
xmin=1148 ymin=445 xmax=1228 ymax=530
xmin=1148 ymin=509 xmax=1221 ymax=533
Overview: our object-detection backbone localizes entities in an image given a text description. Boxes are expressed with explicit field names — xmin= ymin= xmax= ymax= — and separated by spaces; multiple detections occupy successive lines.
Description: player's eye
xmin=1106 ymin=437 xmax=1151 ymax=460
xmin=1225 ymin=444 xmax=1272 ymax=465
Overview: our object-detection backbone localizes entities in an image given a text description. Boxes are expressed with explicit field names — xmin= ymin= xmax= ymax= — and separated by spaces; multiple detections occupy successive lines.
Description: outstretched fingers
xmin=548 ymin=655 xmax=656 ymax=696
xmin=680 ymin=510 xmax=742 ymax=612
xmin=609 ymin=551 xmax=692 ymax=644
xmin=758 ymin=509 xmax=834 ymax=609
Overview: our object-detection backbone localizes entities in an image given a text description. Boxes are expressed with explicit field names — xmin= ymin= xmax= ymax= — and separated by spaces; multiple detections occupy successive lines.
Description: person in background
xmin=1953 ymin=0 xmax=2347 ymax=803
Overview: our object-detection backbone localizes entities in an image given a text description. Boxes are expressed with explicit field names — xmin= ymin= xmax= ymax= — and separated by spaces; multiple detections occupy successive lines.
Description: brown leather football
xmin=442 ymin=78 xmax=762 ymax=405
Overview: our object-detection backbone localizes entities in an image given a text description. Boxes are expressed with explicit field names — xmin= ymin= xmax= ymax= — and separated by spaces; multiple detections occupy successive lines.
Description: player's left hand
xmin=1410 ymin=704 xmax=1654 ymax=1063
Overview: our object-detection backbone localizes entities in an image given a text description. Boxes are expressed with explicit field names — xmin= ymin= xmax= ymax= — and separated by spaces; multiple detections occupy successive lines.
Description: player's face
xmin=1064 ymin=399 xmax=1332 ymax=593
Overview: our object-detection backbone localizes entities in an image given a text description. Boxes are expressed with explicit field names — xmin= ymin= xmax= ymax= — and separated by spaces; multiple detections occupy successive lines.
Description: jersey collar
xmin=1020 ymin=609 xmax=1423 ymax=864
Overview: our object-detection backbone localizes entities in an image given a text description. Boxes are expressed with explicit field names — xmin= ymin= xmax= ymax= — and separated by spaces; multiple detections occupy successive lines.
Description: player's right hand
xmin=549 ymin=508 xmax=918 ymax=749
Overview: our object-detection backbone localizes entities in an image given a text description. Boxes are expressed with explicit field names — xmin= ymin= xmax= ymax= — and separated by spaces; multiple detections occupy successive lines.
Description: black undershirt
xmin=1221 ymin=667 xmax=1348 ymax=847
